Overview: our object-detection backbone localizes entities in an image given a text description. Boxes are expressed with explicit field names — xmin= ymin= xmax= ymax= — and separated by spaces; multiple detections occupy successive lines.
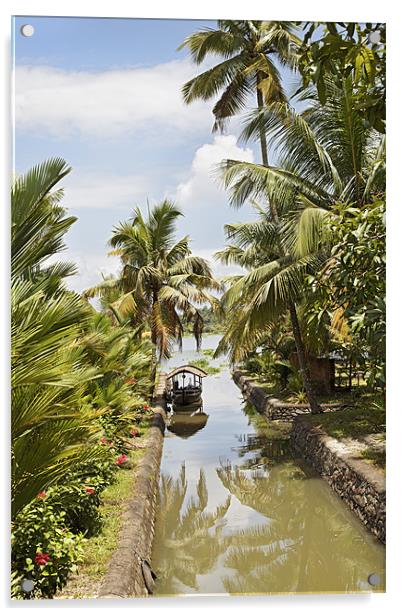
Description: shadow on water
xmin=152 ymin=336 xmax=385 ymax=596
xmin=167 ymin=410 xmax=209 ymax=439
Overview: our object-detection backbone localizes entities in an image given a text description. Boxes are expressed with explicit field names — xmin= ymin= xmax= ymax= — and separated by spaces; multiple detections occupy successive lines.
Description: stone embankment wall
xmin=233 ymin=370 xmax=386 ymax=544
xmin=291 ymin=419 xmax=385 ymax=543
xmin=98 ymin=375 xmax=167 ymax=598
xmin=233 ymin=370 xmax=312 ymax=420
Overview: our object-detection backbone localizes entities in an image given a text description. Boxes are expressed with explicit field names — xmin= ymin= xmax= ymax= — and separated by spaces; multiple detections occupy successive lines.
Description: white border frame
xmin=1 ymin=1 xmax=400 ymax=614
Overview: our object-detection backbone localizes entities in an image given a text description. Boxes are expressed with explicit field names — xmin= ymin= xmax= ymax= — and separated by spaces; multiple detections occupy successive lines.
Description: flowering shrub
xmin=46 ymin=482 xmax=103 ymax=537
xmin=11 ymin=501 xmax=84 ymax=599
xmin=115 ymin=453 xmax=128 ymax=466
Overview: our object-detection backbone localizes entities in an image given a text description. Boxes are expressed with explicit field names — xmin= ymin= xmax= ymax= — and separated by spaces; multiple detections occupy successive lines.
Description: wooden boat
xmin=166 ymin=365 xmax=208 ymax=408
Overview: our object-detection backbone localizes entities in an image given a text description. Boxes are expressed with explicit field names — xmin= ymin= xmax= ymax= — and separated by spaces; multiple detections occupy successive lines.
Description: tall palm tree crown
xmin=88 ymin=200 xmax=220 ymax=359
xmin=223 ymin=77 xmax=385 ymax=255
xmin=180 ymin=20 xmax=300 ymax=164
xmin=215 ymin=203 xmax=323 ymax=363
xmin=215 ymin=78 xmax=385 ymax=413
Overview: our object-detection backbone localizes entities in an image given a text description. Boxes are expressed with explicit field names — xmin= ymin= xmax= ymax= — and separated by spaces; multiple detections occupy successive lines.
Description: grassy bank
xmin=239 ymin=370 xmax=385 ymax=471
xmin=304 ymin=402 xmax=385 ymax=470
xmin=56 ymin=427 xmax=150 ymax=599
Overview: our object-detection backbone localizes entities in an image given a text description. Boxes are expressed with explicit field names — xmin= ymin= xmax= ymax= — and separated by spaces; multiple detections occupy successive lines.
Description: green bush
xmin=11 ymin=500 xmax=85 ymax=599
xmin=46 ymin=483 xmax=103 ymax=537
xmin=11 ymin=450 xmax=126 ymax=598
xmin=46 ymin=452 xmax=122 ymax=537
xmin=287 ymin=371 xmax=305 ymax=394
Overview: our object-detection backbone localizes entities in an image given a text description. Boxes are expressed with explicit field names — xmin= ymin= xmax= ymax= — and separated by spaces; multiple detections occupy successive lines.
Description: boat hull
xmin=172 ymin=388 xmax=202 ymax=408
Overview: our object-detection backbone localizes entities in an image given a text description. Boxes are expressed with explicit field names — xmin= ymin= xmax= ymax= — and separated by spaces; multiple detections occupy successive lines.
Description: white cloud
xmin=173 ymin=134 xmax=255 ymax=253
xmin=175 ymin=134 xmax=254 ymax=209
xmin=47 ymin=136 xmax=254 ymax=293
xmin=62 ymin=170 xmax=149 ymax=209
xmin=53 ymin=251 xmax=121 ymax=294
xmin=14 ymin=59 xmax=213 ymax=139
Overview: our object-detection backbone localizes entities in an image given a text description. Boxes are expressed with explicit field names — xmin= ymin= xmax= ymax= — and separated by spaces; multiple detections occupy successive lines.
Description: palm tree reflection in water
xmin=152 ymin=464 xmax=230 ymax=594
xmin=152 ymin=401 xmax=384 ymax=595
xmin=218 ymin=437 xmax=384 ymax=594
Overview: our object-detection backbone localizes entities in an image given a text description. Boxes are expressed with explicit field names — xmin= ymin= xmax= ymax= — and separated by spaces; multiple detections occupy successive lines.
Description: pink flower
xmin=37 ymin=491 xmax=47 ymax=499
xmin=84 ymin=486 xmax=95 ymax=494
xmin=130 ymin=428 xmax=139 ymax=437
xmin=100 ymin=437 xmax=108 ymax=445
xmin=115 ymin=454 xmax=128 ymax=466
xmin=35 ymin=552 xmax=50 ymax=566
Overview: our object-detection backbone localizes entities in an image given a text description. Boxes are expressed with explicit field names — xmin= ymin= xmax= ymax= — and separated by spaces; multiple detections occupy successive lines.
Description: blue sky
xmin=13 ymin=16 xmax=297 ymax=291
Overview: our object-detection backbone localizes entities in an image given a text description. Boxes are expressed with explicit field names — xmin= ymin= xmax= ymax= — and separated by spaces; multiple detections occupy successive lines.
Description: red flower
xmin=37 ymin=491 xmax=47 ymax=499
xmin=35 ymin=552 xmax=50 ymax=566
xmin=130 ymin=428 xmax=139 ymax=437
xmin=143 ymin=404 xmax=150 ymax=411
xmin=115 ymin=454 xmax=128 ymax=466
xmin=84 ymin=486 xmax=95 ymax=494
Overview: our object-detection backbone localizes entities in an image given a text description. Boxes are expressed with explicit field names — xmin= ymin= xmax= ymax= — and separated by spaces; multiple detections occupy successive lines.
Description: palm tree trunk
xmin=256 ymin=73 xmax=269 ymax=167
xmin=256 ymin=72 xmax=280 ymax=222
xmin=289 ymin=303 xmax=322 ymax=414
xmin=255 ymin=74 xmax=320 ymax=414
xmin=149 ymin=291 xmax=158 ymax=393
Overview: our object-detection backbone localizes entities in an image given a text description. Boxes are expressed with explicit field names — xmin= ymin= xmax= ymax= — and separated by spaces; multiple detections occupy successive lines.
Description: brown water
xmin=151 ymin=336 xmax=385 ymax=596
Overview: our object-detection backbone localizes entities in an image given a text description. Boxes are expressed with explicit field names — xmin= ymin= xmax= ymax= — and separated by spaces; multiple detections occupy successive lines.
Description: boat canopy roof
xmin=166 ymin=364 xmax=208 ymax=380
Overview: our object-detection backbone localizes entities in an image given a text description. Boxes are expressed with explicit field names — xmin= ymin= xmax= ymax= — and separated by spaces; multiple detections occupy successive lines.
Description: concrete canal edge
xmin=232 ymin=370 xmax=386 ymax=544
xmin=98 ymin=374 xmax=167 ymax=599
xmin=233 ymin=370 xmax=318 ymax=420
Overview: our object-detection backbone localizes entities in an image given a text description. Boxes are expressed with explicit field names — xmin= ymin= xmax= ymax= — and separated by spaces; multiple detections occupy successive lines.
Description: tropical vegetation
xmin=182 ymin=20 xmax=385 ymax=410
xmin=11 ymin=19 xmax=385 ymax=599
xmin=84 ymin=201 xmax=221 ymax=370
xmin=11 ymin=159 xmax=154 ymax=598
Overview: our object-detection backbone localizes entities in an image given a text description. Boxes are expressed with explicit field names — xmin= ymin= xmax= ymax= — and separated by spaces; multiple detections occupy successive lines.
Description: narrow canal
xmin=151 ymin=335 xmax=385 ymax=596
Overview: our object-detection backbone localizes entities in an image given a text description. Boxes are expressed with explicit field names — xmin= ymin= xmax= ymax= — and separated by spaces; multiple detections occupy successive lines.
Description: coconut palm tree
xmin=86 ymin=200 xmax=221 ymax=363
xmin=215 ymin=203 xmax=324 ymax=412
xmin=216 ymin=77 xmax=385 ymax=411
xmin=180 ymin=20 xmax=300 ymax=166
xmin=228 ymin=76 xmax=385 ymax=255
xmin=180 ymin=21 xmax=324 ymax=411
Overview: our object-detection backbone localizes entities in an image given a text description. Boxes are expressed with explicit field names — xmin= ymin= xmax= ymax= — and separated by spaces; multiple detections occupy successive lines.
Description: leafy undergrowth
xmin=242 ymin=371 xmax=383 ymax=406
xmin=56 ymin=434 xmax=148 ymax=599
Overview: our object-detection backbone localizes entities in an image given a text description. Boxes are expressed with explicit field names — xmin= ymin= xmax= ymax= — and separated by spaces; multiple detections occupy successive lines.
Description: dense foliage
xmin=182 ymin=19 xmax=385 ymax=404
xmin=11 ymin=159 xmax=153 ymax=598
xmin=297 ymin=22 xmax=385 ymax=132
xmin=327 ymin=200 xmax=385 ymax=387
